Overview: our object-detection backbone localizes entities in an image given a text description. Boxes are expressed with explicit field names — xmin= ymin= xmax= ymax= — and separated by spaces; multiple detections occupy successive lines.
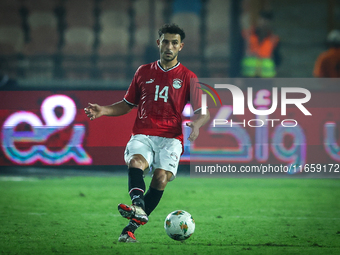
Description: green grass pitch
xmin=1 ymin=173 xmax=340 ymax=255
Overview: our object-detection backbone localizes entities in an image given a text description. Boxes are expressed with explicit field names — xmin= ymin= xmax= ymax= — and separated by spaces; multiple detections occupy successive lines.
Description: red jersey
xmin=124 ymin=60 xmax=202 ymax=144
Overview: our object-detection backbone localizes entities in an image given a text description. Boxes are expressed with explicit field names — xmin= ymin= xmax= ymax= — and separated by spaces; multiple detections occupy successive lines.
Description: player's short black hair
xmin=158 ymin=23 xmax=186 ymax=41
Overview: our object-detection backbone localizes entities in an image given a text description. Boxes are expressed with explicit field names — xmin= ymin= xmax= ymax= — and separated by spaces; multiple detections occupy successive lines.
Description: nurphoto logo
xmin=199 ymin=83 xmax=312 ymax=127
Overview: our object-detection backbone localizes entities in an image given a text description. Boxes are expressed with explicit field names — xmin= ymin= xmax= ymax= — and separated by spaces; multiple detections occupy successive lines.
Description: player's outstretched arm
xmin=186 ymin=109 xmax=210 ymax=142
xmin=84 ymin=100 xmax=133 ymax=120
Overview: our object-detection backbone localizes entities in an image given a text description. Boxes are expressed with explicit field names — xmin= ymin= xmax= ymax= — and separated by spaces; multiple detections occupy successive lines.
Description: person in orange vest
xmin=241 ymin=11 xmax=281 ymax=78
xmin=313 ymin=29 xmax=340 ymax=78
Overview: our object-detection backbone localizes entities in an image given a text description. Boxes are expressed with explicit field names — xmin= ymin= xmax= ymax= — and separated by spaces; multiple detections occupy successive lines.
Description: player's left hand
xmin=186 ymin=122 xmax=199 ymax=142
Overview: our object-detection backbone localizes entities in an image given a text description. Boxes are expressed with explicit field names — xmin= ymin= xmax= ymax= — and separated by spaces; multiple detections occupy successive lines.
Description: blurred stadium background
xmin=0 ymin=0 xmax=338 ymax=90
xmin=1 ymin=0 xmax=340 ymax=171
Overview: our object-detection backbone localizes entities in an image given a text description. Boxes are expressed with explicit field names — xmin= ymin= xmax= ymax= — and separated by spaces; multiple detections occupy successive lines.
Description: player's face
xmin=157 ymin=33 xmax=184 ymax=63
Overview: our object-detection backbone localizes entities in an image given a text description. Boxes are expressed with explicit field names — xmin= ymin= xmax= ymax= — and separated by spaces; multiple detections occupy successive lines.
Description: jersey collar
xmin=157 ymin=60 xmax=180 ymax=72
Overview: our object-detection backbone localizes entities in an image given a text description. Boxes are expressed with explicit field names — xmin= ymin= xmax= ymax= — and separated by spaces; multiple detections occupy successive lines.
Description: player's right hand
xmin=84 ymin=103 xmax=102 ymax=120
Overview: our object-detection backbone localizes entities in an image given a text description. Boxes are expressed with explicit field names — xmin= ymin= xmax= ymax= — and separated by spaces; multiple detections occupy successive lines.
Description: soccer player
xmin=84 ymin=23 xmax=210 ymax=242
xmin=313 ymin=29 xmax=340 ymax=78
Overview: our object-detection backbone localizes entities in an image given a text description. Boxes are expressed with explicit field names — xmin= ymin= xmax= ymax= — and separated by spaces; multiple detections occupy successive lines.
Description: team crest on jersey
xmin=172 ymin=78 xmax=182 ymax=89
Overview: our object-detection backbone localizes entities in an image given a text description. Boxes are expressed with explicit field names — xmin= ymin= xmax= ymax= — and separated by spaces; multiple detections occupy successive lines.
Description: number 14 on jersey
xmin=154 ymin=85 xmax=169 ymax=102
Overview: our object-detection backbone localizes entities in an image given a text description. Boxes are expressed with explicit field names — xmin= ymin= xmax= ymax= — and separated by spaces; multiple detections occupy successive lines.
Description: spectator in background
xmin=241 ymin=11 xmax=281 ymax=78
xmin=313 ymin=29 xmax=340 ymax=78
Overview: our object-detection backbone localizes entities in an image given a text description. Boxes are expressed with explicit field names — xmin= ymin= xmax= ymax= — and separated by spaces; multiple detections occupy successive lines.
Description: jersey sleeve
xmin=124 ymin=67 xmax=141 ymax=106
xmin=189 ymin=72 xmax=203 ymax=113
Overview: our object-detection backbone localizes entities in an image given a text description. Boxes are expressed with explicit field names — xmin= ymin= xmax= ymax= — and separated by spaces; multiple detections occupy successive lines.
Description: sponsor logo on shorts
xmin=169 ymin=163 xmax=176 ymax=168
xmin=170 ymin=152 xmax=178 ymax=161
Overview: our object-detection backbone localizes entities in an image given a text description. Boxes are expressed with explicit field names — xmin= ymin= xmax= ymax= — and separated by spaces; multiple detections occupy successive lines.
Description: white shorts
xmin=124 ymin=134 xmax=182 ymax=181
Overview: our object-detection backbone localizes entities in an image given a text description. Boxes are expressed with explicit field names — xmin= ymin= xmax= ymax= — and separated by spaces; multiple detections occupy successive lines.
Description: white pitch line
xmin=0 ymin=177 xmax=39 ymax=182
xmin=28 ymin=213 xmax=47 ymax=216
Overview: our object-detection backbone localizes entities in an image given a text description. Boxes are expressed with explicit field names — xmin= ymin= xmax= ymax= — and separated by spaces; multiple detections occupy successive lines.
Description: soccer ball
xmin=164 ymin=210 xmax=195 ymax=241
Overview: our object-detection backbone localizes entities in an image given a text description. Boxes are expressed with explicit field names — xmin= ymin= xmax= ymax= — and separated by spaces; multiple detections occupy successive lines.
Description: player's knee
xmin=151 ymin=169 xmax=171 ymax=190
xmin=128 ymin=155 xmax=148 ymax=170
